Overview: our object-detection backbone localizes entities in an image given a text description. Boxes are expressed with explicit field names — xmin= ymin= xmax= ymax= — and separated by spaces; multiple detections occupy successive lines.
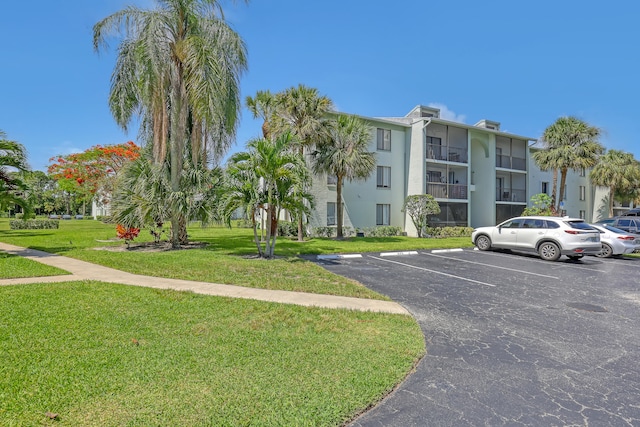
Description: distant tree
xmin=402 ymin=194 xmax=441 ymax=238
xmin=590 ymin=150 xmax=640 ymax=217
xmin=533 ymin=117 xmax=604 ymax=211
xmin=522 ymin=193 xmax=555 ymax=216
xmin=48 ymin=142 xmax=140 ymax=215
xmin=0 ymin=130 xmax=30 ymax=215
xmin=311 ymin=114 xmax=376 ymax=238
xmin=22 ymin=170 xmax=56 ymax=216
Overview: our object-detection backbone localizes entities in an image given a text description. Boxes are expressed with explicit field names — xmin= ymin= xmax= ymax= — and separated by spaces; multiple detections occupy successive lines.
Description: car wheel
xmin=538 ymin=242 xmax=561 ymax=261
xmin=475 ymin=235 xmax=492 ymax=251
xmin=595 ymin=243 xmax=613 ymax=258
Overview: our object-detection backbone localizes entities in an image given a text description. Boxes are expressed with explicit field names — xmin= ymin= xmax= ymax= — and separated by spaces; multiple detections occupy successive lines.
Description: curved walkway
xmin=0 ymin=242 xmax=409 ymax=315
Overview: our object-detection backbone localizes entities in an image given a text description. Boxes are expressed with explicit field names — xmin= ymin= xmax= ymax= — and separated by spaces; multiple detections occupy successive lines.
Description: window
xmin=580 ymin=168 xmax=586 ymax=177
xmin=426 ymin=136 xmax=442 ymax=159
xmin=541 ymin=182 xmax=549 ymax=195
xmin=327 ymin=202 xmax=336 ymax=226
xmin=579 ymin=186 xmax=586 ymax=201
xmin=377 ymin=166 xmax=391 ymax=188
xmin=376 ymin=204 xmax=390 ymax=225
xmin=579 ymin=210 xmax=586 ymax=219
xmin=327 ymin=175 xmax=337 ymax=186
xmin=377 ymin=128 xmax=391 ymax=151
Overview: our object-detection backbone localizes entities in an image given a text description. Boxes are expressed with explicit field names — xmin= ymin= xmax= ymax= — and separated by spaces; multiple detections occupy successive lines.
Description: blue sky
xmin=2 ymin=1 xmax=639 ymax=171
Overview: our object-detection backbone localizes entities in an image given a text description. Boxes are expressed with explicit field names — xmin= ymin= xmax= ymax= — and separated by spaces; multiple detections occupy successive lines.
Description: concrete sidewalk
xmin=0 ymin=242 xmax=409 ymax=315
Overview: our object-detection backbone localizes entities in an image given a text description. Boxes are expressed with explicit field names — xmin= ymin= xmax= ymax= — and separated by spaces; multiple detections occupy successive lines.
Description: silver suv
xmin=472 ymin=216 xmax=601 ymax=261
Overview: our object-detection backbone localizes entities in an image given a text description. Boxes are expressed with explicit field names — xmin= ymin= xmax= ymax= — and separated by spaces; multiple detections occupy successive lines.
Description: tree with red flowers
xmin=48 ymin=141 xmax=140 ymax=215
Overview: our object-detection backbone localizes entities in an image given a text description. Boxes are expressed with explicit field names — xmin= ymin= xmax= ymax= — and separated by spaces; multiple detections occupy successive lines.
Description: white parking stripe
xmin=317 ymin=254 xmax=362 ymax=260
xmin=369 ymin=256 xmax=497 ymax=287
xmin=422 ymin=252 xmax=560 ymax=279
xmin=470 ymin=248 xmax=606 ymax=272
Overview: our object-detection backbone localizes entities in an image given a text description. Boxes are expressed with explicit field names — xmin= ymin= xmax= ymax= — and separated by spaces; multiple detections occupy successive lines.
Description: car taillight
xmin=564 ymin=230 xmax=579 ymax=235
xmin=618 ymin=236 xmax=635 ymax=241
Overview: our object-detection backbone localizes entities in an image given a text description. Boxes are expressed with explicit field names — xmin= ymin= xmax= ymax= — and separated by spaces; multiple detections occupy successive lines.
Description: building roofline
xmin=330 ymin=110 xmax=538 ymax=142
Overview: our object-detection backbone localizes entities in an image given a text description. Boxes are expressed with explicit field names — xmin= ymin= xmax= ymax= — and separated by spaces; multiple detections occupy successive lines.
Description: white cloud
xmin=428 ymin=103 xmax=466 ymax=123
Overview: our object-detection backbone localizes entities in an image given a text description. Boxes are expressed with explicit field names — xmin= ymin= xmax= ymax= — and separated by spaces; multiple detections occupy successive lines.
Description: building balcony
xmin=426 ymin=144 xmax=468 ymax=163
xmin=496 ymin=155 xmax=526 ymax=171
xmin=496 ymin=188 xmax=526 ymax=203
xmin=427 ymin=183 xmax=468 ymax=199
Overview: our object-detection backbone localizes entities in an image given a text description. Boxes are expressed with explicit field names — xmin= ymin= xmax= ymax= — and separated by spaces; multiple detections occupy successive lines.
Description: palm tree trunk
xmin=336 ymin=175 xmax=344 ymax=239
xmin=551 ymin=169 xmax=559 ymax=212
xmin=558 ymin=168 xmax=568 ymax=212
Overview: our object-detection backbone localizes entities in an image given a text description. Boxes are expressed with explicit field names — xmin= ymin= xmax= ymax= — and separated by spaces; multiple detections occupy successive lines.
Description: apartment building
xmin=308 ymin=105 xmax=536 ymax=236
xmin=528 ymin=159 xmax=638 ymax=222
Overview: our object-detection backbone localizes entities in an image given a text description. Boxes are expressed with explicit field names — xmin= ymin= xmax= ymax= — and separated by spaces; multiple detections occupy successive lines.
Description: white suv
xmin=472 ymin=216 xmax=601 ymax=261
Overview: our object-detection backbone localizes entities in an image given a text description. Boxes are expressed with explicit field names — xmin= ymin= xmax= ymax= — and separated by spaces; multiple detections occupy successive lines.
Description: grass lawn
xmin=0 ymin=281 xmax=425 ymax=426
xmin=0 ymin=218 xmax=472 ymax=299
xmin=0 ymin=252 xmax=69 ymax=278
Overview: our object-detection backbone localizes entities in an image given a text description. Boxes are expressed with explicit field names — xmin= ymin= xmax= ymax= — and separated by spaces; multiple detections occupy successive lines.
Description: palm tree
xmin=246 ymin=90 xmax=276 ymax=139
xmin=533 ymin=117 xmax=604 ymax=211
xmin=0 ymin=130 xmax=30 ymax=214
xmin=273 ymin=84 xmax=333 ymax=240
xmin=225 ymin=133 xmax=312 ymax=258
xmin=590 ymin=150 xmax=640 ymax=217
xmin=111 ymin=146 xmax=223 ymax=243
xmin=311 ymin=114 xmax=376 ymax=238
xmin=93 ymin=0 xmax=247 ymax=247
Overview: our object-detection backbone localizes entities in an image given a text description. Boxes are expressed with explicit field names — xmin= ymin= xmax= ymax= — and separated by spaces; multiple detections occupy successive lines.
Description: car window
xmin=565 ymin=220 xmax=594 ymax=230
xmin=617 ymin=219 xmax=631 ymax=226
xmin=522 ymin=219 xmax=538 ymax=228
xmin=603 ymin=225 xmax=629 ymax=234
xmin=544 ymin=220 xmax=559 ymax=229
xmin=501 ymin=219 xmax=523 ymax=228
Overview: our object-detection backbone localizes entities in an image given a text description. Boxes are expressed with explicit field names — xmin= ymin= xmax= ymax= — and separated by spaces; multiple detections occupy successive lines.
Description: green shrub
xmin=424 ymin=226 xmax=473 ymax=238
xmin=313 ymin=227 xmax=333 ymax=238
xmin=236 ymin=218 xmax=254 ymax=229
xmin=9 ymin=219 xmax=60 ymax=230
xmin=277 ymin=221 xmax=297 ymax=237
xmin=362 ymin=226 xmax=402 ymax=237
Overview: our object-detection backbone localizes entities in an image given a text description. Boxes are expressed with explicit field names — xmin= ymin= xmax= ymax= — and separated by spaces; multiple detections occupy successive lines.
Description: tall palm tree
xmin=0 ymin=130 xmax=30 ymax=214
xmin=93 ymin=0 xmax=247 ymax=247
xmin=311 ymin=114 xmax=376 ymax=238
xmin=246 ymin=90 xmax=276 ymax=139
xmin=590 ymin=150 xmax=640 ymax=217
xmin=226 ymin=133 xmax=312 ymax=258
xmin=273 ymin=84 xmax=333 ymax=240
xmin=533 ymin=117 xmax=603 ymax=211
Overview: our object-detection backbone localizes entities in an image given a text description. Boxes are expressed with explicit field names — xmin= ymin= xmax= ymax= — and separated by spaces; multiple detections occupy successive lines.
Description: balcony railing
xmin=427 ymin=183 xmax=468 ymax=199
xmin=496 ymin=188 xmax=526 ymax=203
xmin=496 ymin=155 xmax=526 ymax=171
xmin=426 ymin=144 xmax=468 ymax=163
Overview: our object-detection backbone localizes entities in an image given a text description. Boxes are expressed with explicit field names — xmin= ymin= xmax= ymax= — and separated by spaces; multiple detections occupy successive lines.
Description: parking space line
xmin=422 ymin=252 xmax=560 ymax=279
xmin=380 ymin=251 xmax=419 ymax=257
xmin=369 ymin=256 xmax=497 ymax=287
xmin=317 ymin=254 xmax=362 ymax=260
xmin=470 ymin=249 xmax=606 ymax=272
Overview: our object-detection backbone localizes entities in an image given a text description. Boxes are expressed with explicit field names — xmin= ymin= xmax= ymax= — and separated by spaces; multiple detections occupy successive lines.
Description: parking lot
xmin=313 ymin=249 xmax=640 ymax=426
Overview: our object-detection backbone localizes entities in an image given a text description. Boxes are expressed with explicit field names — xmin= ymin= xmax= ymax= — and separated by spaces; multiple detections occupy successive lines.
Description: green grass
xmin=0 ymin=219 xmax=472 ymax=299
xmin=0 ymin=252 xmax=69 ymax=278
xmin=0 ymin=281 xmax=425 ymax=426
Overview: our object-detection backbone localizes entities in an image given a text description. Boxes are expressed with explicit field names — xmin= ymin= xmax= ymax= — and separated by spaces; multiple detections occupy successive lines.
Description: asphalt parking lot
xmin=312 ymin=249 xmax=640 ymax=426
